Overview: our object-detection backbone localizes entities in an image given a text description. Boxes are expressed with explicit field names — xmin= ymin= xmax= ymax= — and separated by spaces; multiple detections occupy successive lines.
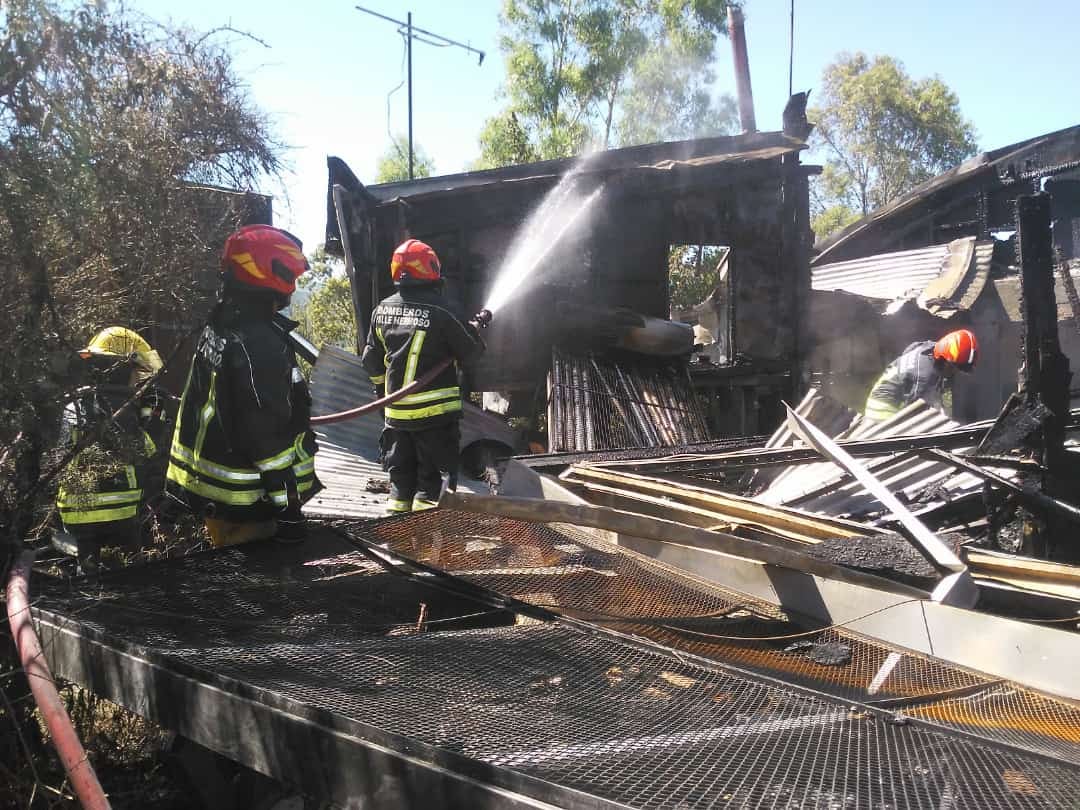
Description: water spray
xmin=483 ymin=160 xmax=606 ymax=315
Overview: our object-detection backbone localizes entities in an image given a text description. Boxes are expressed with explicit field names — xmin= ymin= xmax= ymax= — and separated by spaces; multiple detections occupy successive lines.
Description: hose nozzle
xmin=470 ymin=309 xmax=493 ymax=330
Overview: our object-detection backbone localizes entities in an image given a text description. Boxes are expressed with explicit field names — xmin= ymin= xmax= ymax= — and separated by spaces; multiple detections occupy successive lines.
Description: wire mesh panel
xmin=548 ymin=348 xmax=709 ymax=453
xmin=35 ymin=517 xmax=1080 ymax=809
xmin=360 ymin=511 xmax=1080 ymax=766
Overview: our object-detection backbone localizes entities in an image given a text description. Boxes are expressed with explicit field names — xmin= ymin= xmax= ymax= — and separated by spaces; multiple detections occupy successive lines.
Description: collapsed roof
xmin=813 ymin=123 xmax=1080 ymax=264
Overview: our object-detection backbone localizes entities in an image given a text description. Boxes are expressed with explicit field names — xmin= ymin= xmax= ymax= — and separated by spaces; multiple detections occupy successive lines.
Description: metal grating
xmin=360 ymin=511 xmax=1080 ymax=764
xmin=35 ymin=514 xmax=1080 ymax=809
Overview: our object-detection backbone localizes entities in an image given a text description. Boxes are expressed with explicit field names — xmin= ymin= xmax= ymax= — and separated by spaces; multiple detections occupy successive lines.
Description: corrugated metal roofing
xmin=755 ymin=397 xmax=1002 ymax=522
xmin=305 ymin=345 xmax=514 ymax=520
xmin=306 ymin=345 xmax=386 ymax=519
xmin=811 ymin=237 xmax=996 ymax=314
xmin=812 ymin=244 xmax=953 ymax=301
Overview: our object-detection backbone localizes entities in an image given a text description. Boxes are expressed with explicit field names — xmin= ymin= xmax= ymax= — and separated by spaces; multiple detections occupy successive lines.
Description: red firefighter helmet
xmin=221 ymin=225 xmax=309 ymax=297
xmin=933 ymin=329 xmax=979 ymax=370
xmin=390 ymin=239 xmax=441 ymax=285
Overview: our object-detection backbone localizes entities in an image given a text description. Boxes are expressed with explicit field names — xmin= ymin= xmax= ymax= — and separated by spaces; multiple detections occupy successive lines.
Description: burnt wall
xmin=364 ymin=159 xmax=806 ymax=394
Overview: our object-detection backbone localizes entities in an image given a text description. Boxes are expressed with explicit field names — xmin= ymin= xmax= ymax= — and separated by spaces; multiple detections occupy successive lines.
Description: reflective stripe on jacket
xmin=165 ymin=301 xmax=322 ymax=522
xmin=863 ymin=341 xmax=944 ymax=422
xmin=361 ymin=285 xmax=480 ymax=431
xmin=56 ymin=385 xmax=165 ymax=531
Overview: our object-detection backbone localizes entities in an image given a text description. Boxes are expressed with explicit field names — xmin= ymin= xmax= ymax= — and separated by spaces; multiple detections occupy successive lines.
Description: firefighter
xmin=362 ymin=239 xmax=482 ymax=514
xmin=56 ymin=327 xmax=170 ymax=567
xmin=165 ymin=225 xmax=322 ymax=546
xmin=863 ymin=329 xmax=978 ymax=422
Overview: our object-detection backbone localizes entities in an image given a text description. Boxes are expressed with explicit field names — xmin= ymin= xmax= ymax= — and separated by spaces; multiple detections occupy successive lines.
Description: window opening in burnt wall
xmin=668 ymin=244 xmax=732 ymax=365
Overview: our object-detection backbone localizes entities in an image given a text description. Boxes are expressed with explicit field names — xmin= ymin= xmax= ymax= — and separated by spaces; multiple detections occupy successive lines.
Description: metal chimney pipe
xmin=727 ymin=6 xmax=757 ymax=133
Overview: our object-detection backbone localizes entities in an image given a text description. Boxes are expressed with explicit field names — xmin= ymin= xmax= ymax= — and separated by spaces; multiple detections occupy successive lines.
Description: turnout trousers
xmin=381 ymin=422 xmax=460 ymax=513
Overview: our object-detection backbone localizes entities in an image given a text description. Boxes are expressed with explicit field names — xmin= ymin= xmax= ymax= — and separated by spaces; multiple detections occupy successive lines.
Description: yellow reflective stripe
xmin=171 ymin=364 xmax=194 ymax=456
xmin=402 ymin=329 xmax=427 ymax=388
xmin=385 ymin=399 xmax=463 ymax=420
xmin=396 ymin=386 xmax=460 ymax=406
xmin=411 ymin=498 xmax=438 ymax=512
xmin=57 ymin=488 xmax=141 ymax=508
xmin=171 ymin=443 xmax=262 ymax=483
xmin=386 ymin=499 xmax=412 ymax=513
xmin=125 ymin=464 xmax=137 ymax=489
xmin=376 ymin=327 xmax=389 ymax=373
xmin=268 ymin=480 xmax=315 ymax=507
xmin=370 ymin=374 xmax=385 ymax=384
xmin=293 ymin=432 xmax=311 ymax=461
xmin=60 ymin=504 xmax=138 ymax=524
xmin=254 ymin=445 xmax=295 ymax=472
xmin=863 ymin=397 xmax=899 ymax=421
xmin=143 ymin=431 xmax=157 ymax=455
xmin=167 ymin=464 xmax=264 ymax=505
xmin=294 ymin=458 xmax=315 ymax=475
xmin=194 ymin=370 xmax=217 ymax=460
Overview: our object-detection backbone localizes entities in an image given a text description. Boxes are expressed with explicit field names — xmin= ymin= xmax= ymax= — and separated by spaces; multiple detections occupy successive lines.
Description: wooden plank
xmin=562 ymin=478 xmax=823 ymax=545
xmin=565 ymin=466 xmax=866 ymax=540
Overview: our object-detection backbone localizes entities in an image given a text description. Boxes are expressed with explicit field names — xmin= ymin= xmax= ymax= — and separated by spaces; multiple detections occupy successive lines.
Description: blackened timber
xmin=1016 ymin=193 xmax=1071 ymax=468
xmin=922 ymin=447 xmax=1080 ymax=526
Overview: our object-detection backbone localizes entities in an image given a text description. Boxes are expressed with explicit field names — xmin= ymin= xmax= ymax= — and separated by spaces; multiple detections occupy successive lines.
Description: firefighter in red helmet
xmin=165 ymin=225 xmax=322 ymax=546
xmin=362 ymin=239 xmax=482 ymax=514
xmin=864 ymin=329 xmax=979 ymax=422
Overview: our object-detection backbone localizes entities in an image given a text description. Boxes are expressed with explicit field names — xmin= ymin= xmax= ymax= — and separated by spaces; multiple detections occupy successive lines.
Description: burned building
xmin=807 ymin=124 xmax=1080 ymax=420
xmin=815 ymin=123 xmax=1080 ymax=264
xmin=326 ymin=127 xmax=815 ymax=446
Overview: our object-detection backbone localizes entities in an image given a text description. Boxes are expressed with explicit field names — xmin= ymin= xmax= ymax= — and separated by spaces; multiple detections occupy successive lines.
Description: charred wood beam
xmin=1016 ymin=193 xmax=1071 ymax=470
xmin=921 ymin=448 xmax=1080 ymax=527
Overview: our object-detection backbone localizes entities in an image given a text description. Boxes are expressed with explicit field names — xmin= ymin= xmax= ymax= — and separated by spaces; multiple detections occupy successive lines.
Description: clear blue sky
xmin=133 ymin=0 xmax=1080 ymax=254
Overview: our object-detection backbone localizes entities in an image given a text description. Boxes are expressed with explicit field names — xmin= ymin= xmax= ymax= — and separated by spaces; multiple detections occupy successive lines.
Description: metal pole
xmin=407 ymin=11 xmax=414 ymax=181
xmin=355 ymin=6 xmax=484 ymax=179
xmin=789 ymin=0 xmax=795 ymax=97
xmin=727 ymin=5 xmax=757 ymax=133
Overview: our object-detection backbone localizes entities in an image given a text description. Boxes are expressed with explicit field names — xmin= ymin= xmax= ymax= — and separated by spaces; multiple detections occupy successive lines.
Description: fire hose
xmin=6 ymin=550 xmax=111 ymax=809
xmin=309 ymin=309 xmax=492 ymax=426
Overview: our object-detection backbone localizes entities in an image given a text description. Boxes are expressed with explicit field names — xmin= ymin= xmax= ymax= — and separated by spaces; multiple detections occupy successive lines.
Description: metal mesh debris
xmin=34 ymin=514 xmax=1080 ymax=809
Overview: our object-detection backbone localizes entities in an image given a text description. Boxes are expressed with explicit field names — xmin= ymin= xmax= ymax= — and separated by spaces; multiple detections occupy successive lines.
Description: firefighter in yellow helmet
xmin=863 ymin=329 xmax=979 ymax=422
xmin=55 ymin=327 xmax=172 ymax=569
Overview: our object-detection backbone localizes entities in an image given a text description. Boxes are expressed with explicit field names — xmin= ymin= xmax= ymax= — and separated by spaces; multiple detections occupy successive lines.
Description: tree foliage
xmin=668 ymin=244 xmax=725 ymax=312
xmin=292 ymin=245 xmax=357 ymax=360
xmin=476 ymin=0 xmax=737 ymax=168
xmin=809 ymin=52 xmax=978 ymax=239
xmin=0 ymin=0 xmax=281 ymax=554
xmin=375 ymin=134 xmax=435 ymax=183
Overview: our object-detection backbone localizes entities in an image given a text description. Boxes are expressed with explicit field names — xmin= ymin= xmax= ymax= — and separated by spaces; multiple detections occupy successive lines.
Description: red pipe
xmin=6 ymin=550 xmax=111 ymax=809
xmin=309 ymin=356 xmax=454 ymax=426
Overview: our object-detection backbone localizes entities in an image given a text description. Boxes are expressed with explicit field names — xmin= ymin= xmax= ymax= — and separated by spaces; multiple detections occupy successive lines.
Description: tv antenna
xmin=356 ymin=6 xmax=485 ymax=180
